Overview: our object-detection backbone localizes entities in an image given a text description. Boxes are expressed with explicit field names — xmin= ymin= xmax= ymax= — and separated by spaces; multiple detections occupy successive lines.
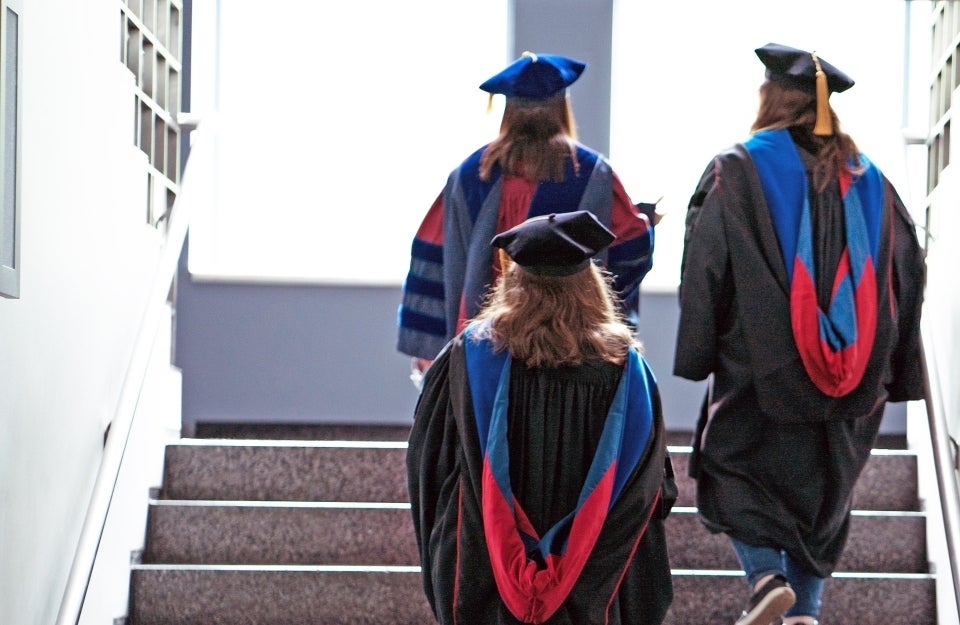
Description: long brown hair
xmin=751 ymin=80 xmax=862 ymax=192
xmin=469 ymin=257 xmax=639 ymax=368
xmin=478 ymin=93 xmax=580 ymax=182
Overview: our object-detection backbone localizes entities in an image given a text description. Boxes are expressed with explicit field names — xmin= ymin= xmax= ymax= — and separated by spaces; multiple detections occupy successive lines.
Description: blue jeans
xmin=730 ymin=538 xmax=826 ymax=619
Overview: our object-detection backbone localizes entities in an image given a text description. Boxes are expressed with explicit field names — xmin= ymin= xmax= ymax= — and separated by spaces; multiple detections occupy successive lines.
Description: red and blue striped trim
xmin=463 ymin=324 xmax=654 ymax=622
xmin=746 ymin=129 xmax=883 ymax=397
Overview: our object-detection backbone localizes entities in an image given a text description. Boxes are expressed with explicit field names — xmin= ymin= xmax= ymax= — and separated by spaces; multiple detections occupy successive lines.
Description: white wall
xmin=610 ymin=0 xmax=919 ymax=292
xmin=0 ymin=1 xmax=173 ymax=623
xmin=911 ymin=154 xmax=960 ymax=624
xmin=186 ymin=0 xmax=508 ymax=285
xmin=79 ymin=311 xmax=182 ymax=625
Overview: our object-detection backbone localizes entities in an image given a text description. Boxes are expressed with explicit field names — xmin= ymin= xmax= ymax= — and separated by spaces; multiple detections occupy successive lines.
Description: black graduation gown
xmin=672 ymin=138 xmax=926 ymax=576
xmin=407 ymin=334 xmax=676 ymax=624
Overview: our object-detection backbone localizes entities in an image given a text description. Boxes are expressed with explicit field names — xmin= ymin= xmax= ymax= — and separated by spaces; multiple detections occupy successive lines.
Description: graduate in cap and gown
xmin=673 ymin=43 xmax=926 ymax=625
xmin=398 ymin=52 xmax=657 ymax=379
xmin=407 ymin=210 xmax=676 ymax=625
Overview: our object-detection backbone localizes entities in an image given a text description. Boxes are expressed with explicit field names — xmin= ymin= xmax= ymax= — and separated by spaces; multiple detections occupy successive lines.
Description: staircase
xmin=122 ymin=425 xmax=937 ymax=624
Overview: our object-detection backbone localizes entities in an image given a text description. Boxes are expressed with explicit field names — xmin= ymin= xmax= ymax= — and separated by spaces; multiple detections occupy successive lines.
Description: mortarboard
xmin=479 ymin=51 xmax=586 ymax=100
xmin=755 ymin=42 xmax=855 ymax=136
xmin=491 ymin=210 xmax=615 ymax=277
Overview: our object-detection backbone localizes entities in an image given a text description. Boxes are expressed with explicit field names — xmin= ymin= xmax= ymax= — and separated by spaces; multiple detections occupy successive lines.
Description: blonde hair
xmin=478 ymin=93 xmax=580 ymax=182
xmin=751 ymin=80 xmax=862 ymax=193
xmin=469 ymin=257 xmax=639 ymax=368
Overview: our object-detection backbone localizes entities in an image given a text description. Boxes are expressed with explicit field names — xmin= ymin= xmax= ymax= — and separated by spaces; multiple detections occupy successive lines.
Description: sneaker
xmin=734 ymin=575 xmax=797 ymax=625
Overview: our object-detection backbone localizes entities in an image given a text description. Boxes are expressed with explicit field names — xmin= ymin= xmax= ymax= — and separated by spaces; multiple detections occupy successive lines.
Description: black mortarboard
xmin=491 ymin=210 xmax=615 ymax=277
xmin=479 ymin=51 xmax=586 ymax=100
xmin=755 ymin=43 xmax=854 ymax=94
xmin=755 ymin=42 xmax=854 ymax=136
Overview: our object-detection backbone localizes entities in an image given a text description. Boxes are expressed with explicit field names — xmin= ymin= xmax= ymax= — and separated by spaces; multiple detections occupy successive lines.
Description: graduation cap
xmin=491 ymin=210 xmax=615 ymax=277
xmin=755 ymin=42 xmax=854 ymax=136
xmin=479 ymin=51 xmax=586 ymax=100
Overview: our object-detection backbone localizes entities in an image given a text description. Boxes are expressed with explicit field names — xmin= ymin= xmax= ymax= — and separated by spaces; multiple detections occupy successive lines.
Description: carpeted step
xmin=126 ymin=566 xmax=935 ymax=625
xmin=666 ymin=570 xmax=935 ymax=625
xmin=665 ymin=507 xmax=928 ymax=573
xmin=142 ymin=501 xmax=418 ymax=565
xmin=159 ymin=440 xmax=409 ymax=502
xmin=127 ymin=565 xmax=431 ymax=625
xmin=192 ymin=422 xmax=413 ymax=441
xmin=127 ymin=428 xmax=932 ymax=625
xmin=668 ymin=447 xmax=919 ymax=511
xmin=141 ymin=501 xmax=928 ymax=574
xmin=159 ymin=441 xmax=919 ymax=512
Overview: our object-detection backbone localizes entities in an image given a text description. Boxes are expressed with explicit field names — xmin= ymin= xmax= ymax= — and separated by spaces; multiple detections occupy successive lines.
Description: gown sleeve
xmin=606 ymin=172 xmax=654 ymax=322
xmin=397 ymin=190 xmax=449 ymax=359
xmin=884 ymin=181 xmax=926 ymax=402
xmin=405 ymin=343 xmax=457 ymax=617
xmin=673 ymin=156 xmax=734 ymax=381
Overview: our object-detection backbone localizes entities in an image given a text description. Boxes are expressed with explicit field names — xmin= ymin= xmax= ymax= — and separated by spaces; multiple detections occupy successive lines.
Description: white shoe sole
xmin=736 ymin=586 xmax=797 ymax=625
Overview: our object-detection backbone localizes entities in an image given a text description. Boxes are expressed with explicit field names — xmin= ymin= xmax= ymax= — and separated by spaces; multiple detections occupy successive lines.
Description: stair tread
xmin=667 ymin=446 xmax=919 ymax=511
xmin=128 ymin=566 xmax=431 ymax=625
xmin=159 ymin=442 xmax=920 ymax=510
xmin=127 ymin=567 xmax=935 ymax=625
xmin=141 ymin=501 xmax=928 ymax=573
xmin=193 ymin=423 xmax=412 ymax=441
xmin=143 ymin=502 xmax=417 ymax=566
xmin=160 ymin=443 xmax=410 ymax=502
xmin=190 ymin=424 xmax=908 ymax=449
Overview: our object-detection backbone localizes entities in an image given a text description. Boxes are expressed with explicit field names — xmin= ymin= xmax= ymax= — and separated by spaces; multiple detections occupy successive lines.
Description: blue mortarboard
xmin=755 ymin=42 xmax=853 ymax=136
xmin=479 ymin=51 xmax=586 ymax=99
xmin=491 ymin=210 xmax=615 ymax=277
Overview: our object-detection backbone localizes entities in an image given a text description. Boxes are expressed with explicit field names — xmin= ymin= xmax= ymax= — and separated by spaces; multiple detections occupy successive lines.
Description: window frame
xmin=0 ymin=0 xmax=22 ymax=299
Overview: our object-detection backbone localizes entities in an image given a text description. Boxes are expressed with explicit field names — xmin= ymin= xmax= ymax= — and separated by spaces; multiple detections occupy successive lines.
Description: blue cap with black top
xmin=479 ymin=51 xmax=586 ymax=100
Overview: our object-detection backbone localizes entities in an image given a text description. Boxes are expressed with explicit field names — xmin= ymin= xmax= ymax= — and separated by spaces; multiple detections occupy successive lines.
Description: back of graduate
xmin=673 ymin=43 xmax=925 ymax=625
xmin=406 ymin=211 xmax=676 ymax=625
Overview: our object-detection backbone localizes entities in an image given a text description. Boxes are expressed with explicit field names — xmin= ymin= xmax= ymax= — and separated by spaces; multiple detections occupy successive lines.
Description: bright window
xmin=189 ymin=0 xmax=509 ymax=284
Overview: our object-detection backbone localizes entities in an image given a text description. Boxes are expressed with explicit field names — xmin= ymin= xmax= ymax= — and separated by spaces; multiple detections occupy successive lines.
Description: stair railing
xmin=54 ymin=118 xmax=209 ymax=625
xmin=921 ymin=323 xmax=960 ymax=620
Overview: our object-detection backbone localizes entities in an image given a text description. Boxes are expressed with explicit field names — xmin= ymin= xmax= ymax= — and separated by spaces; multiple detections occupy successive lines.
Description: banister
xmin=920 ymin=323 xmax=960 ymax=621
xmin=54 ymin=121 xmax=211 ymax=625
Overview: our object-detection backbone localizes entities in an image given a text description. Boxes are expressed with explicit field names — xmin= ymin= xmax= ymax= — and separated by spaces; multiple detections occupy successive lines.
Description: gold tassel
xmin=487 ymin=92 xmax=494 ymax=113
xmin=497 ymin=248 xmax=513 ymax=274
xmin=812 ymin=52 xmax=833 ymax=136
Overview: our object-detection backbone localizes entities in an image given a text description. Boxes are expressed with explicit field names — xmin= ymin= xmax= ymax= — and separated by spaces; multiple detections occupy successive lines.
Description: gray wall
xmin=174 ymin=267 xmax=906 ymax=435
xmin=510 ymin=0 xmax=613 ymax=154
xmin=174 ymin=253 xmax=705 ymax=432
xmin=175 ymin=242 xmax=419 ymax=433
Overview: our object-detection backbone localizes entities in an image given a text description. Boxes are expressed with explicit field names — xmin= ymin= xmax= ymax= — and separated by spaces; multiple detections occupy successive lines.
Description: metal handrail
xmin=920 ymin=323 xmax=960 ymax=620
xmin=54 ymin=122 xmax=209 ymax=625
